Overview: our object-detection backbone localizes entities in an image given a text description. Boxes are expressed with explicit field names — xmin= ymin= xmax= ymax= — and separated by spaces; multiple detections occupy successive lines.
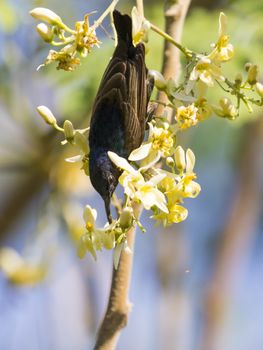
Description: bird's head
xmin=89 ymin=151 xmax=120 ymax=223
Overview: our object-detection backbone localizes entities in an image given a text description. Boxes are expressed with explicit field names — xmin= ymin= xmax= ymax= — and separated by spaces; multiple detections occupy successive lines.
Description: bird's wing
xmin=91 ymin=44 xmax=148 ymax=155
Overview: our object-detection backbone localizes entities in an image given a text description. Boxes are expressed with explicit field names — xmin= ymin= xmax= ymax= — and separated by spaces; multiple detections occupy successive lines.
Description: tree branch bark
xmin=94 ymin=202 xmax=141 ymax=350
xmin=157 ymin=0 xmax=191 ymax=117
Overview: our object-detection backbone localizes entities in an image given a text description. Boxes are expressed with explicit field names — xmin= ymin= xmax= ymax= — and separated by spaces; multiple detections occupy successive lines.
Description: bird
xmin=88 ymin=10 xmax=153 ymax=223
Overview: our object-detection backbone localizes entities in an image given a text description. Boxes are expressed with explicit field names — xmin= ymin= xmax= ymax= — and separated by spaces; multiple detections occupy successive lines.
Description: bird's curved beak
xmin=104 ymin=196 xmax=112 ymax=224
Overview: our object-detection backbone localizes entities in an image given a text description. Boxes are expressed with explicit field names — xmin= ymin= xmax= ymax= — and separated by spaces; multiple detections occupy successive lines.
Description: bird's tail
xmin=113 ymin=10 xmax=133 ymax=46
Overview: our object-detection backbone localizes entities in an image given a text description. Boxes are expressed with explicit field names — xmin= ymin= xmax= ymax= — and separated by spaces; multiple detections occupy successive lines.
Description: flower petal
xmin=65 ymin=154 xmax=83 ymax=163
xmin=186 ymin=148 xmax=195 ymax=173
xmin=83 ymin=205 xmax=97 ymax=226
xmin=218 ymin=12 xmax=227 ymax=37
xmin=108 ymin=151 xmax=137 ymax=174
xmin=129 ymin=142 xmax=152 ymax=161
xmin=149 ymin=173 xmax=167 ymax=186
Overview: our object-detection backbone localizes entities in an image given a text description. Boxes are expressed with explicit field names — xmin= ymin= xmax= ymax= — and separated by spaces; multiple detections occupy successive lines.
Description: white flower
xmin=108 ymin=151 xmax=168 ymax=213
xmin=30 ymin=7 xmax=63 ymax=26
xmin=209 ymin=12 xmax=234 ymax=63
xmin=129 ymin=122 xmax=174 ymax=166
xmin=36 ymin=23 xmax=54 ymax=42
xmin=0 ymin=247 xmax=46 ymax=285
xmin=37 ymin=105 xmax=57 ymax=126
xmin=175 ymin=104 xmax=199 ymax=129
xmin=131 ymin=6 xmax=151 ymax=45
xmin=188 ymin=56 xmax=225 ymax=91
xmin=78 ymin=205 xmax=115 ymax=259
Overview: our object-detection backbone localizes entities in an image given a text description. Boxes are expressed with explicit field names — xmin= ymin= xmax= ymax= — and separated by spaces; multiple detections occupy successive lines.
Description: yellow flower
xmin=173 ymin=147 xmax=201 ymax=198
xmin=108 ymin=151 xmax=168 ymax=213
xmin=153 ymin=203 xmax=188 ymax=226
xmin=45 ymin=48 xmax=81 ymax=71
xmin=161 ymin=147 xmax=200 ymax=200
xmin=75 ymin=15 xmax=100 ymax=55
xmin=209 ymin=12 xmax=234 ymax=63
xmin=195 ymin=98 xmax=212 ymax=121
xmin=212 ymin=97 xmax=238 ymax=119
xmin=152 ymin=174 xmax=189 ymax=225
xmin=78 ymin=205 xmax=116 ymax=259
xmin=131 ymin=6 xmax=150 ymax=45
xmin=0 ymin=248 xmax=46 ymax=286
xmin=129 ymin=122 xmax=174 ymax=165
xmin=187 ymin=56 xmax=225 ymax=91
xmin=176 ymin=104 xmax=199 ymax=129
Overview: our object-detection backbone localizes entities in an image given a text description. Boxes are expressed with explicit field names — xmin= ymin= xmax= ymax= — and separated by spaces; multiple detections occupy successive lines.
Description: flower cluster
xmin=77 ymin=138 xmax=201 ymax=261
xmin=0 ymin=247 xmax=46 ymax=286
xmin=37 ymin=106 xmax=90 ymax=175
xmin=78 ymin=205 xmax=134 ymax=267
xmin=32 ymin=6 xmax=263 ymax=263
xmin=150 ymin=12 xmax=262 ymax=129
xmin=30 ymin=6 xmax=109 ymax=70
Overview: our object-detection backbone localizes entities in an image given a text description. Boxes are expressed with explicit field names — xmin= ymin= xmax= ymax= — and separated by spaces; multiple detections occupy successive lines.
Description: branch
xmin=93 ymin=1 xmax=191 ymax=349
xmin=153 ymin=1 xmax=192 ymax=349
xmin=156 ymin=0 xmax=191 ymax=118
xmin=93 ymin=202 xmax=141 ymax=350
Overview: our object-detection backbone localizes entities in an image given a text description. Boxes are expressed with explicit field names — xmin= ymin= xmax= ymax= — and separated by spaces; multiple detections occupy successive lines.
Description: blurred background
xmin=0 ymin=0 xmax=263 ymax=349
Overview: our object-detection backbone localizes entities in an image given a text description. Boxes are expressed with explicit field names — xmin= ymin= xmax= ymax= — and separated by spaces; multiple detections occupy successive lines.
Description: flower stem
xmin=59 ymin=23 xmax=76 ymax=35
xmin=93 ymin=0 xmax=119 ymax=30
xmin=136 ymin=0 xmax=144 ymax=18
xmin=150 ymin=22 xmax=192 ymax=59
xmin=51 ymin=37 xmax=75 ymax=46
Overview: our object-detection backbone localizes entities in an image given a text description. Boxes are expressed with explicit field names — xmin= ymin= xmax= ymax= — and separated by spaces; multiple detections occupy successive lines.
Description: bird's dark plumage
xmin=89 ymin=10 xmax=153 ymax=222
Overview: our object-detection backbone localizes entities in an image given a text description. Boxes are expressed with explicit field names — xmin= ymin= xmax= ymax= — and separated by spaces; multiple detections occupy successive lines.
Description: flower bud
xmin=186 ymin=149 xmax=195 ymax=173
xmin=30 ymin=7 xmax=63 ymax=26
xmin=234 ymin=73 xmax=242 ymax=85
xmin=36 ymin=23 xmax=53 ymax=42
xmin=37 ymin=105 xmax=57 ymax=126
xmin=255 ymin=82 xmax=263 ymax=98
xmin=148 ymin=70 xmax=167 ymax=90
xmin=174 ymin=146 xmax=186 ymax=172
xmin=247 ymin=64 xmax=259 ymax=85
xmin=166 ymin=157 xmax=175 ymax=168
xmin=102 ymin=233 xmax=115 ymax=250
xmin=74 ymin=131 xmax=89 ymax=154
xmin=166 ymin=78 xmax=177 ymax=95
xmin=63 ymin=120 xmax=75 ymax=142
xmin=244 ymin=62 xmax=252 ymax=72
xmin=119 ymin=207 xmax=133 ymax=230
xmin=219 ymin=98 xmax=238 ymax=119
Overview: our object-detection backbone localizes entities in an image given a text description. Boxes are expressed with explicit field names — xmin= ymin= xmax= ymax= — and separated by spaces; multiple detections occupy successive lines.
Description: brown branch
xmin=93 ymin=1 xmax=191 ymax=349
xmin=200 ymin=118 xmax=263 ymax=350
xmin=154 ymin=1 xmax=192 ymax=349
xmin=93 ymin=202 xmax=141 ymax=350
xmin=156 ymin=0 xmax=191 ymax=117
